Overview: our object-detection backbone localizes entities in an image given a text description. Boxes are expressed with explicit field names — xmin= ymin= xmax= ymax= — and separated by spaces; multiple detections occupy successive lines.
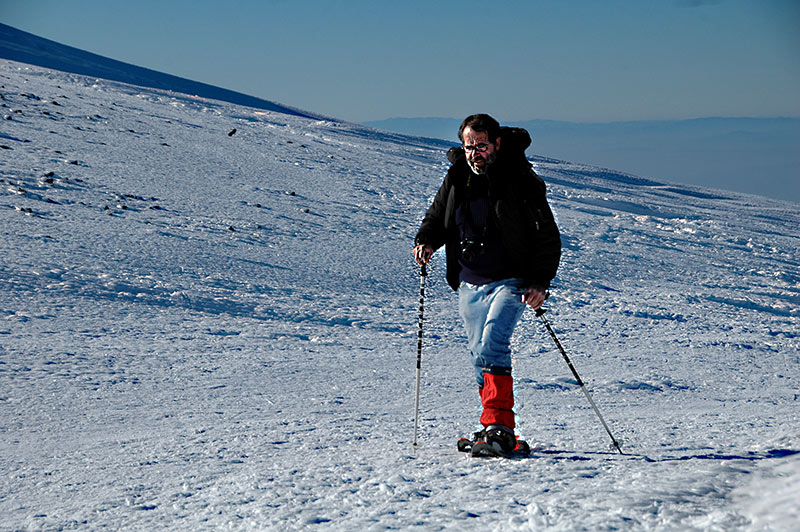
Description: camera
xmin=460 ymin=239 xmax=485 ymax=262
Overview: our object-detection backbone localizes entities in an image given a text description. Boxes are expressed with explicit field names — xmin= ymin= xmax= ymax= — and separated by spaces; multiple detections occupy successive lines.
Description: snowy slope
xmin=1 ymin=54 xmax=798 ymax=531
xmin=0 ymin=22 xmax=321 ymax=120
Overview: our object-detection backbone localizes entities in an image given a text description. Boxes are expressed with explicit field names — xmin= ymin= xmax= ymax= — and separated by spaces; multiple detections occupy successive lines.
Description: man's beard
xmin=467 ymin=151 xmax=497 ymax=175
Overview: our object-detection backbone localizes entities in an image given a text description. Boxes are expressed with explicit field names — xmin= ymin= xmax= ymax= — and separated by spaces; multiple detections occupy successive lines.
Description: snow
xmin=0 ymin=54 xmax=798 ymax=531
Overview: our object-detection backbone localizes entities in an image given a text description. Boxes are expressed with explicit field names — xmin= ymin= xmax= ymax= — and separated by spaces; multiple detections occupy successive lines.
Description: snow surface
xmin=1 ymin=57 xmax=798 ymax=531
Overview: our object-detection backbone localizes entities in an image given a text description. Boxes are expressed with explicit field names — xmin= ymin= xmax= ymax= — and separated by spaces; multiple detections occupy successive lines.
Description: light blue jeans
xmin=458 ymin=278 xmax=527 ymax=386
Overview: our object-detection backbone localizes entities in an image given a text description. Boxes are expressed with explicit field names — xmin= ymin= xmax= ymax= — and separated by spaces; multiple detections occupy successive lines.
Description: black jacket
xmin=415 ymin=127 xmax=561 ymax=291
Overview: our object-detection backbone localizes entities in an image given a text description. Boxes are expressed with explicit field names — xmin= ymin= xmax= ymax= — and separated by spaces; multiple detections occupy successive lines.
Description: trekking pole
xmin=412 ymin=263 xmax=428 ymax=448
xmin=535 ymin=308 xmax=624 ymax=454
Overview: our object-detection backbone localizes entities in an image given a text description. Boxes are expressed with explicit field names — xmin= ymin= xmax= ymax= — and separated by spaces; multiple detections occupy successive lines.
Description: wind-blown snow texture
xmin=1 ymin=57 xmax=798 ymax=531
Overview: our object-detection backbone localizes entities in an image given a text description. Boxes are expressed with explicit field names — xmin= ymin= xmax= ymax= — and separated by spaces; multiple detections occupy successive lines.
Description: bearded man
xmin=413 ymin=113 xmax=561 ymax=456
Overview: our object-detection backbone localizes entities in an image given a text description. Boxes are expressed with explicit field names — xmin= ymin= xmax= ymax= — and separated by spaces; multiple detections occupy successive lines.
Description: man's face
xmin=462 ymin=126 xmax=500 ymax=175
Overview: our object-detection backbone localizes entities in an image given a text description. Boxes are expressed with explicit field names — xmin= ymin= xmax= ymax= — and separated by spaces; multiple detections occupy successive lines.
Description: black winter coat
xmin=414 ymin=127 xmax=561 ymax=291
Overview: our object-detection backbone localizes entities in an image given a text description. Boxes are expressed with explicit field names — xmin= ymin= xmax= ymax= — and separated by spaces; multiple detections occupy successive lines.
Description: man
xmin=413 ymin=113 xmax=561 ymax=455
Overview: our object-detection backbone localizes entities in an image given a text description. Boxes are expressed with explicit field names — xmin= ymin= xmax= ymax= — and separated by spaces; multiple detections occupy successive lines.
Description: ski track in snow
xmin=1 ymin=59 xmax=798 ymax=531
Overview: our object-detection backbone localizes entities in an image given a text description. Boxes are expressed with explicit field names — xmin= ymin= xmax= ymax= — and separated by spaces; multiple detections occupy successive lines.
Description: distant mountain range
xmin=363 ymin=116 xmax=800 ymax=203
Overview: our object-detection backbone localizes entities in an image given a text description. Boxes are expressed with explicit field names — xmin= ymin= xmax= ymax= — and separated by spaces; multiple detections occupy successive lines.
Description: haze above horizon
xmin=2 ymin=0 xmax=798 ymax=124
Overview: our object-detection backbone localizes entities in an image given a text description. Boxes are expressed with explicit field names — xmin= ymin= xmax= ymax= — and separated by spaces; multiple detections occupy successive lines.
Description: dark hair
xmin=458 ymin=113 xmax=501 ymax=143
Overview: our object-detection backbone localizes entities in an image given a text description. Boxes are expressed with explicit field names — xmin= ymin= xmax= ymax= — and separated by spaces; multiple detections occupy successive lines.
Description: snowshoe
xmin=457 ymin=427 xmax=531 ymax=458
xmin=457 ymin=430 xmax=485 ymax=453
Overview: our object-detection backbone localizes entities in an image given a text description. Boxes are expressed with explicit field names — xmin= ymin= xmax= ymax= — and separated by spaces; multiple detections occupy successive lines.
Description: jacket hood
xmin=446 ymin=126 xmax=532 ymax=164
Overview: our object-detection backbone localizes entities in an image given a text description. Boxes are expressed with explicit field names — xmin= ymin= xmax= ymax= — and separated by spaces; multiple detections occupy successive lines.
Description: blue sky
xmin=2 ymin=0 xmax=798 ymax=123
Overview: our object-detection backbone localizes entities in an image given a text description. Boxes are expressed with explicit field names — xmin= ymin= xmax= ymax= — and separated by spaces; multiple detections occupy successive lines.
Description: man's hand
xmin=413 ymin=244 xmax=435 ymax=266
xmin=521 ymin=287 xmax=546 ymax=310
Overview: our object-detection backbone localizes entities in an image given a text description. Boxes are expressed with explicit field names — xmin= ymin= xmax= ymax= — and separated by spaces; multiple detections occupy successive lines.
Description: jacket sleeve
xmin=523 ymin=172 xmax=561 ymax=288
xmin=496 ymin=168 xmax=560 ymax=289
xmin=414 ymin=173 xmax=451 ymax=250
